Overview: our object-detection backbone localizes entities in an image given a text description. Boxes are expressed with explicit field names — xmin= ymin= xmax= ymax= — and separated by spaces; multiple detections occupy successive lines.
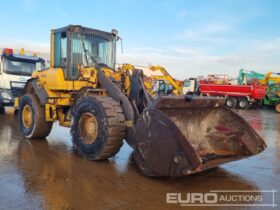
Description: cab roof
xmin=51 ymin=25 xmax=116 ymax=39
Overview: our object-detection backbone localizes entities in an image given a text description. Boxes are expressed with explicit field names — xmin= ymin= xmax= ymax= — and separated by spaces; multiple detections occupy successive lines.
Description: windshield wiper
xmin=79 ymin=37 xmax=110 ymax=69
xmin=80 ymin=38 xmax=99 ymax=67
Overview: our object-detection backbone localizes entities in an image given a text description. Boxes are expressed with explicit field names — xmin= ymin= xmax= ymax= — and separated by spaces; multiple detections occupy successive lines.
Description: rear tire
xmin=71 ymin=96 xmax=126 ymax=160
xmin=18 ymin=94 xmax=53 ymax=139
xmin=276 ymin=103 xmax=280 ymax=113
xmin=225 ymin=97 xmax=237 ymax=108
xmin=238 ymin=97 xmax=249 ymax=109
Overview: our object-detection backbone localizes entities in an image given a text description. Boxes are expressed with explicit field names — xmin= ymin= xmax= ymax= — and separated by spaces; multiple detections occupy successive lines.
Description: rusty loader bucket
xmin=133 ymin=96 xmax=266 ymax=177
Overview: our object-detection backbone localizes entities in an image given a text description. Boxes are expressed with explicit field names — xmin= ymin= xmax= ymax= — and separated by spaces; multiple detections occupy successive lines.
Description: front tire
xmin=18 ymin=94 xmax=53 ymax=139
xmin=71 ymin=96 xmax=126 ymax=160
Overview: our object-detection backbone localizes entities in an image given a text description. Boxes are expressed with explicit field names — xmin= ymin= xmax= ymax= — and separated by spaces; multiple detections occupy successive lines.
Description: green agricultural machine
xmin=262 ymin=85 xmax=280 ymax=112
xmin=238 ymin=69 xmax=280 ymax=112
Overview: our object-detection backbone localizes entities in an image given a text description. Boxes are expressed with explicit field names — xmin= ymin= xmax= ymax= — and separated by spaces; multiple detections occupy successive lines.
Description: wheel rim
xmin=226 ymin=99 xmax=233 ymax=107
xmin=22 ymin=105 xmax=33 ymax=128
xmin=239 ymin=100 xmax=247 ymax=108
xmin=78 ymin=112 xmax=99 ymax=144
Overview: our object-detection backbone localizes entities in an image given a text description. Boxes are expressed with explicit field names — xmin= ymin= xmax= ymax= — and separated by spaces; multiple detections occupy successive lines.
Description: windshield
xmin=70 ymin=32 xmax=116 ymax=69
xmin=3 ymin=58 xmax=45 ymax=76
xmin=184 ymin=80 xmax=191 ymax=87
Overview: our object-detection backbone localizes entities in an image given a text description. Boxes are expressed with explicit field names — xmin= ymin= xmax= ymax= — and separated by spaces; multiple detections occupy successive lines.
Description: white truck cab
xmin=0 ymin=48 xmax=45 ymax=113
xmin=182 ymin=78 xmax=198 ymax=95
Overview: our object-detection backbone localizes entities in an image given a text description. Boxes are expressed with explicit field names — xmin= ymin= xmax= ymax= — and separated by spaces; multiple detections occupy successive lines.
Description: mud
xmin=0 ymin=108 xmax=279 ymax=210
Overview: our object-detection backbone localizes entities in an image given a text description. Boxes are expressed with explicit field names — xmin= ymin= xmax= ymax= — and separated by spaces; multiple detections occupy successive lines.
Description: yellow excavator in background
xmin=16 ymin=25 xmax=266 ymax=177
xmin=148 ymin=65 xmax=183 ymax=96
xmin=117 ymin=64 xmax=182 ymax=96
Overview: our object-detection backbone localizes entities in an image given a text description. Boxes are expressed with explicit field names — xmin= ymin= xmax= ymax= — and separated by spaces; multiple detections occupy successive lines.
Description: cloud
xmin=217 ymin=39 xmax=280 ymax=71
xmin=0 ymin=36 xmax=49 ymax=55
xmin=2 ymin=36 xmax=278 ymax=80
xmin=117 ymin=38 xmax=280 ymax=79
xmin=117 ymin=47 xmax=225 ymax=78
xmin=176 ymin=22 xmax=232 ymax=40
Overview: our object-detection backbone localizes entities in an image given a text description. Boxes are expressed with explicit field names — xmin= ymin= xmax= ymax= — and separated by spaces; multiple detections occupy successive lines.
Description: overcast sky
xmin=0 ymin=0 xmax=279 ymax=79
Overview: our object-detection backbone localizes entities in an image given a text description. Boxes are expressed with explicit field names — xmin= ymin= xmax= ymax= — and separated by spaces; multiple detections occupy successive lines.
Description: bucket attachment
xmin=133 ymin=96 xmax=266 ymax=177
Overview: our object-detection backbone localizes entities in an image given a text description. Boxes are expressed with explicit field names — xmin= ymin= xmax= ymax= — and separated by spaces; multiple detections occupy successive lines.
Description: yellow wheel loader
xmin=17 ymin=25 xmax=266 ymax=177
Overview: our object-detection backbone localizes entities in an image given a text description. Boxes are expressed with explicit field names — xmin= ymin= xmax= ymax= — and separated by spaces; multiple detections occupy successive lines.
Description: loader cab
xmin=51 ymin=25 xmax=118 ymax=80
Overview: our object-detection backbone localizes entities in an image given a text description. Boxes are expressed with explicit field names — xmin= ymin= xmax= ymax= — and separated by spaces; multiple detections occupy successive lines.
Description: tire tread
xmin=72 ymin=95 xmax=126 ymax=160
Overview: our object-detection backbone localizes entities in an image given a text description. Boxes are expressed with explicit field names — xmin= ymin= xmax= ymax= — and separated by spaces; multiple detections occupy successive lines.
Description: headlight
xmin=1 ymin=91 xmax=12 ymax=100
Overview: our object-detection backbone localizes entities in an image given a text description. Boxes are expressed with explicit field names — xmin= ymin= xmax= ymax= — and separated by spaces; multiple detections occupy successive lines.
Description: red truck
xmin=183 ymin=75 xmax=266 ymax=109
